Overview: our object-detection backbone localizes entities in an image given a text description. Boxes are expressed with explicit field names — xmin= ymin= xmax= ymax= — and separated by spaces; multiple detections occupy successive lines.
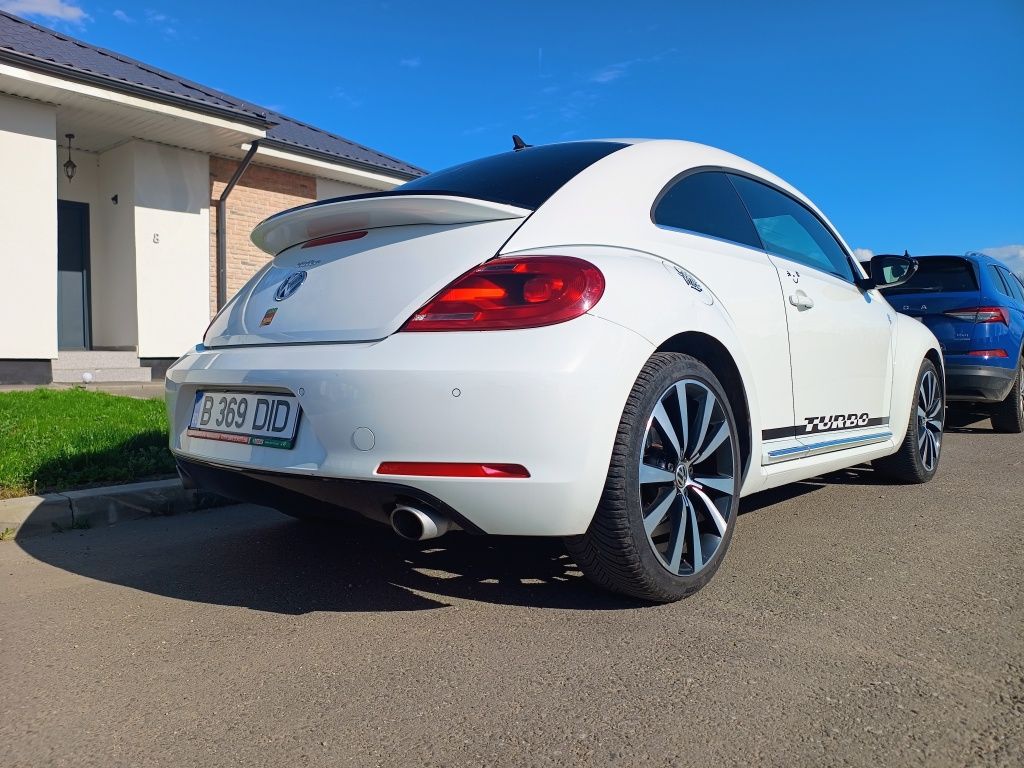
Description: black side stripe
xmin=762 ymin=417 xmax=890 ymax=442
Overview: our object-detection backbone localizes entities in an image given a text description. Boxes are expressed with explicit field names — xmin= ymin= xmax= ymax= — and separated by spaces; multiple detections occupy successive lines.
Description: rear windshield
xmin=879 ymin=256 xmax=979 ymax=295
xmin=397 ymin=141 xmax=628 ymax=210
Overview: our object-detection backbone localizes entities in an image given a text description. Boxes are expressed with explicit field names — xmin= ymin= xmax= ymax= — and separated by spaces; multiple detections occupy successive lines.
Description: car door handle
xmin=789 ymin=292 xmax=815 ymax=310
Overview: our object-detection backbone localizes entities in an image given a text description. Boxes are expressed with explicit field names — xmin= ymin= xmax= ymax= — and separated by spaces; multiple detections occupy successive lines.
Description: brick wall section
xmin=208 ymin=157 xmax=317 ymax=315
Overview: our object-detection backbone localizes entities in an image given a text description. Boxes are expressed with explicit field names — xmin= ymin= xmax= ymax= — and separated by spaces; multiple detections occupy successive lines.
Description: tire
xmin=565 ymin=352 xmax=742 ymax=603
xmin=990 ymin=359 xmax=1024 ymax=434
xmin=872 ymin=358 xmax=944 ymax=483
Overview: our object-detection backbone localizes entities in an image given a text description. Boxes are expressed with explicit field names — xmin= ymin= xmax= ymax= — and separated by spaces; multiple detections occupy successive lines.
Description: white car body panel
xmin=771 ymin=258 xmax=896 ymax=437
xmin=167 ymin=138 xmax=943 ymax=537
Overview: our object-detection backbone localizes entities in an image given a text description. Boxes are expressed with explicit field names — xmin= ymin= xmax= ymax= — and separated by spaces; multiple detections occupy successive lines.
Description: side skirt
xmin=762 ymin=430 xmax=893 ymax=466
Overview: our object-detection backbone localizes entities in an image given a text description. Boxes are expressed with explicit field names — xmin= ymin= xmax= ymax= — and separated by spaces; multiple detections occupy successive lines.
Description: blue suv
xmin=876 ymin=252 xmax=1024 ymax=433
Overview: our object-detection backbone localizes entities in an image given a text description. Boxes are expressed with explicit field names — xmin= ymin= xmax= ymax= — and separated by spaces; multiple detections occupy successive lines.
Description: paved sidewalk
xmin=0 ymin=478 xmax=227 ymax=538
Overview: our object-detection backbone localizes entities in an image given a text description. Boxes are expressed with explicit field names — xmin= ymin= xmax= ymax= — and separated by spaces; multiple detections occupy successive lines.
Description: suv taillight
xmin=401 ymin=256 xmax=605 ymax=331
xmin=943 ymin=307 xmax=1010 ymax=324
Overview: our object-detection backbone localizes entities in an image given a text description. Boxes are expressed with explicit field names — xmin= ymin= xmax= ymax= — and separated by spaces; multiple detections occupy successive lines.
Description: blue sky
xmin=4 ymin=0 xmax=1023 ymax=270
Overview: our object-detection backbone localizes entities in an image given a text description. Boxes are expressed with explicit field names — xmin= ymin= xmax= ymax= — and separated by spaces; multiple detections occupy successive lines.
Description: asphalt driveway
xmin=1 ymin=409 xmax=1021 ymax=767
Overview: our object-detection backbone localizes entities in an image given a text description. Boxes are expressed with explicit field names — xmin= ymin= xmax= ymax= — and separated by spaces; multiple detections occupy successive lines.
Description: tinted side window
xmin=728 ymin=175 xmax=854 ymax=282
xmin=990 ymin=265 xmax=1012 ymax=297
xmin=653 ymin=172 xmax=762 ymax=249
xmin=1013 ymin=274 xmax=1024 ymax=304
xmin=998 ymin=267 xmax=1024 ymax=303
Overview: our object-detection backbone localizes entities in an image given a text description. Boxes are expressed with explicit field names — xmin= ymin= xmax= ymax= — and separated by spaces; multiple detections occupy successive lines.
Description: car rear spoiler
xmin=251 ymin=194 xmax=531 ymax=255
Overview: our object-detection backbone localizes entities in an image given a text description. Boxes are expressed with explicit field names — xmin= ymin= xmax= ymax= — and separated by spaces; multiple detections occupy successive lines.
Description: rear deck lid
xmin=205 ymin=195 xmax=530 ymax=347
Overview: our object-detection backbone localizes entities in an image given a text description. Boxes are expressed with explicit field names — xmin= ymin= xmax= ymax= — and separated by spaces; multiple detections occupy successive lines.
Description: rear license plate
xmin=187 ymin=391 xmax=300 ymax=449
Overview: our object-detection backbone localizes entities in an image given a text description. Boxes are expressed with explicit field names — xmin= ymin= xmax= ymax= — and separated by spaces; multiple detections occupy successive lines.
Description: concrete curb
xmin=0 ymin=479 xmax=230 ymax=540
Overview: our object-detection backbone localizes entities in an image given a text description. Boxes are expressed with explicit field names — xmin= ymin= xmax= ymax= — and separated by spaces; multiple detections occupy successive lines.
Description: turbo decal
xmin=803 ymin=413 xmax=869 ymax=433
xmin=762 ymin=416 xmax=890 ymax=441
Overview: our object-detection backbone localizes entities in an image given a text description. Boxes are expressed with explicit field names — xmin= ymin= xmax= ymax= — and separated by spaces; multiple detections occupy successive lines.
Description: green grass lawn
xmin=0 ymin=388 xmax=176 ymax=498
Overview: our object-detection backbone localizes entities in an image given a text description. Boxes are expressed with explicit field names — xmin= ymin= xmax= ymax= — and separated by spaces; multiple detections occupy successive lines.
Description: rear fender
xmin=502 ymin=244 xmax=765 ymax=493
xmin=890 ymin=314 xmax=944 ymax=444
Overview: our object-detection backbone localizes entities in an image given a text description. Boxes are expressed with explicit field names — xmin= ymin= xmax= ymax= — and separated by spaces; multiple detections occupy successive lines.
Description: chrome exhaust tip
xmin=389 ymin=504 xmax=450 ymax=541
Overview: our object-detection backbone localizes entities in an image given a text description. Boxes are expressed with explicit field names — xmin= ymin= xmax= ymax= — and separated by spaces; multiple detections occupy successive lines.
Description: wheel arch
xmin=654 ymin=331 xmax=753 ymax=483
xmin=891 ymin=314 xmax=945 ymax=444
xmin=924 ymin=346 xmax=944 ymax=384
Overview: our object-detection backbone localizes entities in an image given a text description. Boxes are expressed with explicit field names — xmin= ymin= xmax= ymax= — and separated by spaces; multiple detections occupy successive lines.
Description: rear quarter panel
xmin=502 ymin=243 xmax=773 ymax=496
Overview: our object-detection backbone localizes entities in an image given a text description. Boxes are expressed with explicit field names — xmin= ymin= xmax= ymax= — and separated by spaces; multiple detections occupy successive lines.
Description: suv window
xmin=728 ymin=175 xmax=854 ymax=282
xmin=653 ymin=171 xmax=762 ymax=249
xmin=999 ymin=267 xmax=1024 ymax=303
xmin=878 ymin=256 xmax=979 ymax=296
xmin=397 ymin=141 xmax=627 ymax=210
xmin=990 ymin=265 xmax=1013 ymax=297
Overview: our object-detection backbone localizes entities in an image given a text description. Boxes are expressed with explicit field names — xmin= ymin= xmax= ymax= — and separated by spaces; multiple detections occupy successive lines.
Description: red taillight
xmin=401 ymin=256 xmax=605 ymax=331
xmin=967 ymin=349 xmax=1009 ymax=358
xmin=376 ymin=462 xmax=531 ymax=478
xmin=944 ymin=307 xmax=1010 ymax=324
xmin=301 ymin=230 xmax=367 ymax=249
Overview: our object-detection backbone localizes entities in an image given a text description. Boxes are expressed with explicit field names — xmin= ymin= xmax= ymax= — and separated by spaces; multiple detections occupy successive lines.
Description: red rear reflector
xmin=376 ymin=462 xmax=531 ymax=478
xmin=944 ymin=306 xmax=1010 ymax=324
xmin=301 ymin=230 xmax=368 ymax=249
xmin=401 ymin=256 xmax=605 ymax=331
xmin=967 ymin=349 xmax=1009 ymax=358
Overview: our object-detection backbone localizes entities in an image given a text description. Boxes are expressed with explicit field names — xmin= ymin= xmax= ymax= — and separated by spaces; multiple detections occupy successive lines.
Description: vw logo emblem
xmin=674 ymin=463 xmax=690 ymax=489
xmin=274 ymin=270 xmax=307 ymax=301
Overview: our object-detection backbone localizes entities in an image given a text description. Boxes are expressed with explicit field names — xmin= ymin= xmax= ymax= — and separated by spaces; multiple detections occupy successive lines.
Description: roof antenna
xmin=512 ymin=134 xmax=531 ymax=151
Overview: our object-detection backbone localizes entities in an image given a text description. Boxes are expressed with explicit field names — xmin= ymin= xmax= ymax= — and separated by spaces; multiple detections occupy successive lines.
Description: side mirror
xmin=857 ymin=254 xmax=918 ymax=290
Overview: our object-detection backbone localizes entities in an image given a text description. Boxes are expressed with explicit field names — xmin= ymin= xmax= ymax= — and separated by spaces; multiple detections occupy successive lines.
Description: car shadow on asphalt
xmin=16 ymin=507 xmax=653 ymax=613
xmin=944 ymin=405 xmax=997 ymax=434
xmin=738 ymin=462 xmax=906 ymax=516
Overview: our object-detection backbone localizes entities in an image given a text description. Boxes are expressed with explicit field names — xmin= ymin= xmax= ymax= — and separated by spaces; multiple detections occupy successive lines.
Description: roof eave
xmin=0 ymin=48 xmax=271 ymax=129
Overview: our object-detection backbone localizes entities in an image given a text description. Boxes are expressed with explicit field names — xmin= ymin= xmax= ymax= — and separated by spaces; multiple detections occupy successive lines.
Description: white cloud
xmin=399 ymin=57 xmax=421 ymax=68
xmin=0 ymin=0 xmax=86 ymax=21
xmin=330 ymin=88 xmax=363 ymax=109
xmin=853 ymin=248 xmax=875 ymax=262
xmin=590 ymin=48 xmax=678 ymax=85
xmin=591 ymin=65 xmax=627 ymax=84
xmin=112 ymin=8 xmax=132 ymax=22
xmin=980 ymin=244 xmax=1024 ymax=277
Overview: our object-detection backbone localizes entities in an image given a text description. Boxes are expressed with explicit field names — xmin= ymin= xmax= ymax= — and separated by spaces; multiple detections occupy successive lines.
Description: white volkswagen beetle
xmin=166 ymin=139 xmax=944 ymax=602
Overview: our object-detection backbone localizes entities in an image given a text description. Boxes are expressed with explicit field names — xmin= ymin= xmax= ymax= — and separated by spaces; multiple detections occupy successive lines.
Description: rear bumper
xmin=945 ymin=362 xmax=1017 ymax=403
xmin=175 ymin=455 xmax=486 ymax=533
xmin=165 ymin=315 xmax=654 ymax=536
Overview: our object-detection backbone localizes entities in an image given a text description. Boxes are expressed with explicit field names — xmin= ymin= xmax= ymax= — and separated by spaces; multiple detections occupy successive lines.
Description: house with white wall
xmin=0 ymin=11 xmax=423 ymax=384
